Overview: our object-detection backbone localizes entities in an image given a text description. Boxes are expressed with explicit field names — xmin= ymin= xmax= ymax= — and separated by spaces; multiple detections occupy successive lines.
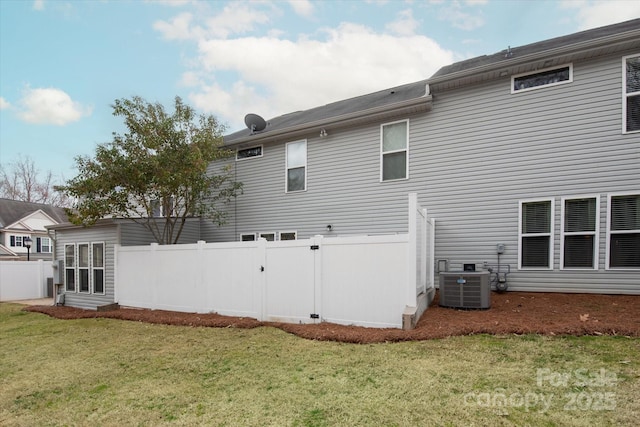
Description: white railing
xmin=115 ymin=193 xmax=435 ymax=328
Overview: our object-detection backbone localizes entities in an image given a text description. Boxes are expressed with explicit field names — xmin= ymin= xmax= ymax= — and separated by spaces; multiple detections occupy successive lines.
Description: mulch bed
xmin=24 ymin=291 xmax=640 ymax=344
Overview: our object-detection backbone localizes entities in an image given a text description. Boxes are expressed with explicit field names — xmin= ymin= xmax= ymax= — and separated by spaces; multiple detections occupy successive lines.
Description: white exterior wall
xmin=205 ymin=49 xmax=639 ymax=294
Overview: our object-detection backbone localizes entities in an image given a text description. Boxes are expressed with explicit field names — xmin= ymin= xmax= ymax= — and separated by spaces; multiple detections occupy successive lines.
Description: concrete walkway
xmin=4 ymin=298 xmax=54 ymax=306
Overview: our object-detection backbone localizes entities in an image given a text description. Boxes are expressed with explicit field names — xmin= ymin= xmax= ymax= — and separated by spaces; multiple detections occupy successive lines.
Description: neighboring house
xmin=0 ymin=198 xmax=67 ymax=261
xmin=53 ymin=19 xmax=639 ymax=311
xmin=206 ymin=18 xmax=639 ymax=294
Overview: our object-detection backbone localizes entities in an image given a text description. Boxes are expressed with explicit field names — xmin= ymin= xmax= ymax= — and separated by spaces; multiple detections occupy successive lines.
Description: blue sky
xmin=1 ymin=0 xmax=639 ymax=183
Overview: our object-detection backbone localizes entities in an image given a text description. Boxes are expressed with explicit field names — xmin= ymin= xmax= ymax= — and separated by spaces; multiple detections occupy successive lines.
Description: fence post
xmin=420 ymin=208 xmax=428 ymax=294
xmin=406 ymin=193 xmax=417 ymax=307
xmin=196 ymin=241 xmax=206 ymax=313
xmin=257 ymin=237 xmax=267 ymax=321
xmin=313 ymin=235 xmax=323 ymax=323
xmin=150 ymin=243 xmax=159 ymax=309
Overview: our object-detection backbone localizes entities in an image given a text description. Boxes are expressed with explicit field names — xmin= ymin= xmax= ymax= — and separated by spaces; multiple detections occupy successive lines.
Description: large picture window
xmin=286 ymin=140 xmax=306 ymax=192
xmin=561 ymin=197 xmax=599 ymax=269
xmin=519 ymin=199 xmax=554 ymax=269
xmin=623 ymin=54 xmax=640 ymax=133
xmin=381 ymin=120 xmax=408 ymax=181
xmin=607 ymin=194 xmax=640 ymax=268
xmin=64 ymin=241 xmax=106 ymax=293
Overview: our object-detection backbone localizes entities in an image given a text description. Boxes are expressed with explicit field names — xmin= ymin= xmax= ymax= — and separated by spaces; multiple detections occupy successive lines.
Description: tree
xmin=0 ymin=155 xmax=71 ymax=207
xmin=56 ymin=96 xmax=242 ymax=244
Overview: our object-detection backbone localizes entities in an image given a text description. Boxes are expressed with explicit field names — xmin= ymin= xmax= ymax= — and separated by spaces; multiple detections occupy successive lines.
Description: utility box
xmin=439 ymin=271 xmax=490 ymax=309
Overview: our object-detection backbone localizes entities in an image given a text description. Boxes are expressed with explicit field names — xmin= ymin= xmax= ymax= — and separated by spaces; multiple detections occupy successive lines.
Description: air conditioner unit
xmin=439 ymin=271 xmax=490 ymax=309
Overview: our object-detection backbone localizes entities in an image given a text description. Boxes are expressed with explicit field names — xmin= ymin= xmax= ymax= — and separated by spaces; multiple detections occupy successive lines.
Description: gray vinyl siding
xmin=119 ymin=219 xmax=201 ymax=246
xmin=206 ymin=49 xmax=639 ymax=294
xmin=53 ymin=225 xmax=118 ymax=310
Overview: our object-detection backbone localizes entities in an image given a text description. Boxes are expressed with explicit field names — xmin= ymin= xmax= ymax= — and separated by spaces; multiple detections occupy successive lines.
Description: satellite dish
xmin=244 ymin=113 xmax=267 ymax=133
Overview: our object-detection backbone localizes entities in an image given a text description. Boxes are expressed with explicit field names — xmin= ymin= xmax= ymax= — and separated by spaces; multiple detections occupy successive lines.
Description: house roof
xmin=222 ymin=18 xmax=640 ymax=147
xmin=0 ymin=198 xmax=67 ymax=229
xmin=224 ymin=79 xmax=432 ymax=146
xmin=428 ymin=18 xmax=640 ymax=91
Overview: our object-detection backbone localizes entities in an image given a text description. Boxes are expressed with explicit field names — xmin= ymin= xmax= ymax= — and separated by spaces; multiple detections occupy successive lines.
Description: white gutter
xmin=427 ymin=29 xmax=640 ymax=86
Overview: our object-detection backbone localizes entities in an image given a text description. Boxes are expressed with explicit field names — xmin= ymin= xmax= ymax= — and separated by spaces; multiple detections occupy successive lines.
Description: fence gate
xmin=263 ymin=238 xmax=320 ymax=323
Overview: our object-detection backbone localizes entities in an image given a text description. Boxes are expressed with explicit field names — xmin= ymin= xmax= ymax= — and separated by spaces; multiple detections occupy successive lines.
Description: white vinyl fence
xmin=115 ymin=193 xmax=434 ymax=328
xmin=0 ymin=260 xmax=52 ymax=301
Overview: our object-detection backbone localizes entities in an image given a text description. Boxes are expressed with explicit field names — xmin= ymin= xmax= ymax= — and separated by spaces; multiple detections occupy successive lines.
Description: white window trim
xmin=606 ymin=192 xmax=640 ymax=270
xmin=622 ymin=53 xmax=640 ymax=134
xmin=259 ymin=232 xmax=277 ymax=242
xmin=380 ymin=119 xmax=410 ymax=182
xmin=518 ymin=198 xmax=555 ymax=270
xmin=240 ymin=233 xmax=257 ymax=242
xmin=511 ymin=63 xmax=573 ymax=94
xmin=560 ymin=195 xmax=600 ymax=270
xmin=77 ymin=242 xmax=90 ymax=294
xmin=37 ymin=237 xmax=52 ymax=253
xmin=236 ymin=145 xmax=263 ymax=161
xmin=279 ymin=231 xmax=297 ymax=241
xmin=92 ymin=242 xmax=106 ymax=295
xmin=285 ymin=140 xmax=307 ymax=193
xmin=64 ymin=243 xmax=76 ymax=293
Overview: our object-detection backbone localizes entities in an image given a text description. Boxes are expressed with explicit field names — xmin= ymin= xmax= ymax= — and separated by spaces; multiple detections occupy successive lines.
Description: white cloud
xmin=386 ymin=9 xmax=420 ymax=36
xmin=188 ymin=22 xmax=453 ymax=129
xmin=0 ymin=97 xmax=11 ymax=110
xmin=17 ymin=87 xmax=92 ymax=125
xmin=154 ymin=2 xmax=272 ymax=40
xmin=32 ymin=0 xmax=44 ymax=11
xmin=560 ymin=0 xmax=640 ymax=30
xmin=438 ymin=0 xmax=485 ymax=31
xmin=288 ymin=0 xmax=314 ymax=18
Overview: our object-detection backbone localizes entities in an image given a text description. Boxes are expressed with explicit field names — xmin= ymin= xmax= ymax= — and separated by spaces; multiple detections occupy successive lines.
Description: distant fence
xmin=0 ymin=260 xmax=52 ymax=301
xmin=115 ymin=193 xmax=434 ymax=328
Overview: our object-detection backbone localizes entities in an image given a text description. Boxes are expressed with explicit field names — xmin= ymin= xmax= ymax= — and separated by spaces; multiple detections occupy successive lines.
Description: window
xmin=259 ymin=232 xmax=276 ymax=242
xmin=286 ymin=140 xmax=306 ymax=192
xmin=240 ymin=233 xmax=256 ymax=241
xmin=519 ymin=199 xmax=554 ymax=269
xmin=623 ymin=54 xmax=640 ymax=133
xmin=151 ymin=197 xmax=174 ymax=217
xmin=279 ymin=231 xmax=297 ymax=241
xmin=9 ymin=236 xmax=23 ymax=247
xmin=65 ymin=244 xmax=76 ymax=292
xmin=512 ymin=64 xmax=572 ymax=93
xmin=78 ymin=243 xmax=90 ymax=293
xmin=561 ymin=197 xmax=599 ymax=269
xmin=36 ymin=237 xmax=51 ymax=253
xmin=381 ymin=120 xmax=408 ymax=181
xmin=236 ymin=145 xmax=263 ymax=160
xmin=607 ymin=194 xmax=640 ymax=268
xmin=92 ymin=243 xmax=105 ymax=294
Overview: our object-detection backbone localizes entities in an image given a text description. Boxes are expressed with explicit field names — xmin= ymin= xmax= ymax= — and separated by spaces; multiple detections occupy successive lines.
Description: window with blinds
xmin=562 ymin=197 xmax=598 ymax=269
xmin=520 ymin=199 xmax=553 ymax=268
xmin=624 ymin=54 xmax=640 ymax=133
xmin=608 ymin=194 xmax=640 ymax=268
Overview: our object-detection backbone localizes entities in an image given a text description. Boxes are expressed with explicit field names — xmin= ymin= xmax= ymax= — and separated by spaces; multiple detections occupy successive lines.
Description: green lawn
xmin=1 ymin=302 xmax=638 ymax=426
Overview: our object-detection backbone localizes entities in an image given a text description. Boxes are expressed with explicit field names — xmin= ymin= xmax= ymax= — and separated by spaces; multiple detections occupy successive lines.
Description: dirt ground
xmin=24 ymin=291 xmax=640 ymax=344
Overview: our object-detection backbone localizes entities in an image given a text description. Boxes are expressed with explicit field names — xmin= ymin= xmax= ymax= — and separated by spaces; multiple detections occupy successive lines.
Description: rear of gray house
xmin=51 ymin=19 xmax=639 ymax=310
xmin=204 ymin=19 xmax=640 ymax=294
